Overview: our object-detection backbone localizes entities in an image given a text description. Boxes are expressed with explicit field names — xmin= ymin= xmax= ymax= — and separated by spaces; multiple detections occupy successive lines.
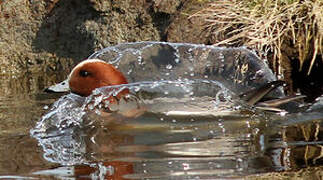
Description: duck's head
xmin=68 ymin=59 xmax=128 ymax=97
xmin=45 ymin=59 xmax=128 ymax=97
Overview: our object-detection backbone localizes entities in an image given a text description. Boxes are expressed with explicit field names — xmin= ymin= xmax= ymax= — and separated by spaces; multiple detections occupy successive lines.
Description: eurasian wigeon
xmin=45 ymin=59 xmax=304 ymax=114
xmin=45 ymin=59 xmax=145 ymax=117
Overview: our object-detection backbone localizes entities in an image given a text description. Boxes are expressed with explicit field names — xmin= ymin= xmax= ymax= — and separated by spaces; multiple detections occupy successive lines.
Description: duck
xmin=46 ymin=59 xmax=129 ymax=100
xmin=45 ymin=59 xmax=146 ymax=117
xmin=45 ymin=58 xmax=305 ymax=115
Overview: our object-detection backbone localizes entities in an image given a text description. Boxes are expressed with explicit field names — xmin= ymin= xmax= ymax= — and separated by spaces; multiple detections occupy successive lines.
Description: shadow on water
xmin=32 ymin=0 xmax=101 ymax=60
xmin=0 ymin=42 xmax=323 ymax=179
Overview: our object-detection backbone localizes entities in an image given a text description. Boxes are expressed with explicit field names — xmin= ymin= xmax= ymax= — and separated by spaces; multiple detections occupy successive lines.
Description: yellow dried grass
xmin=192 ymin=0 xmax=322 ymax=75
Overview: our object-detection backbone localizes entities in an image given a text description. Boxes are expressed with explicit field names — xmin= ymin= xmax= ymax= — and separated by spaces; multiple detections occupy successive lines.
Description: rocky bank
xmin=0 ymin=0 xmax=210 ymax=77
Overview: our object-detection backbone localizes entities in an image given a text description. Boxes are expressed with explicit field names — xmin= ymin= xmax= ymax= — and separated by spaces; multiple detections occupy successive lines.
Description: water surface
xmin=1 ymin=75 xmax=322 ymax=179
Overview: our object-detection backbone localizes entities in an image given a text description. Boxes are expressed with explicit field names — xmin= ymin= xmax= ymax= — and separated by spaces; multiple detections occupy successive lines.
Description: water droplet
xmin=277 ymin=74 xmax=284 ymax=79
xmin=218 ymin=52 xmax=225 ymax=61
xmin=279 ymin=111 xmax=287 ymax=116
xmin=246 ymin=121 xmax=250 ymax=128
xmin=95 ymin=109 xmax=101 ymax=115
xmin=182 ymin=163 xmax=189 ymax=170
xmin=134 ymin=86 xmax=141 ymax=92
xmin=88 ymin=104 xmax=94 ymax=110
xmin=253 ymin=128 xmax=259 ymax=134
xmin=127 ymin=68 xmax=133 ymax=75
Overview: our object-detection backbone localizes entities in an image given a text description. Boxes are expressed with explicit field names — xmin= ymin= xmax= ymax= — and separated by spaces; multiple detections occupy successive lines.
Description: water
xmin=1 ymin=42 xmax=323 ymax=179
xmin=1 ymin=76 xmax=322 ymax=179
xmin=30 ymin=79 xmax=268 ymax=179
xmin=0 ymin=74 xmax=63 ymax=177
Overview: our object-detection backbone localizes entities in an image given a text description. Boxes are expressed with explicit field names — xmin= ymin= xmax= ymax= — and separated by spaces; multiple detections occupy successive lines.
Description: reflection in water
xmin=31 ymin=110 xmax=269 ymax=179
xmin=268 ymin=112 xmax=323 ymax=171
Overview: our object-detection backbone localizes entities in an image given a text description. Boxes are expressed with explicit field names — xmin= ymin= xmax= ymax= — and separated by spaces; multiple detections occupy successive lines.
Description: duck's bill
xmin=44 ymin=79 xmax=70 ymax=93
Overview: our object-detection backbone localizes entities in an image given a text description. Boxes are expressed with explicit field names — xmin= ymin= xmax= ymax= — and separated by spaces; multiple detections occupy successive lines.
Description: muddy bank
xmin=0 ymin=0 xmax=208 ymax=76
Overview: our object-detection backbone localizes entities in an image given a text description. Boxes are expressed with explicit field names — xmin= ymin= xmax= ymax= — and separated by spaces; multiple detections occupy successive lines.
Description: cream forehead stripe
xmin=67 ymin=59 xmax=108 ymax=81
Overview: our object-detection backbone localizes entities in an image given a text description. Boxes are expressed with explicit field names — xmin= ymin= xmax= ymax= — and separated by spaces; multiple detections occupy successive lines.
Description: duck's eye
xmin=79 ymin=70 xmax=90 ymax=77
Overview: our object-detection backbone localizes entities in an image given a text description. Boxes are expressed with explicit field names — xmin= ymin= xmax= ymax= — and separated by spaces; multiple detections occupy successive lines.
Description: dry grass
xmin=191 ymin=0 xmax=322 ymax=75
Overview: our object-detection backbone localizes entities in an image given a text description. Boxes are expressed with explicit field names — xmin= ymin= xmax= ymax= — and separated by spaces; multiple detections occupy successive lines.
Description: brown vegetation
xmin=192 ymin=0 xmax=322 ymax=99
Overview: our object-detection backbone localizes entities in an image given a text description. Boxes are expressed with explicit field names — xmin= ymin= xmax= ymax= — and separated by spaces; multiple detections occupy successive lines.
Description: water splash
xmin=30 ymin=42 xmax=290 ymax=169
xmin=32 ymin=79 xmax=246 ymax=139
xmin=31 ymin=93 xmax=86 ymax=137
xmin=88 ymin=42 xmax=283 ymax=99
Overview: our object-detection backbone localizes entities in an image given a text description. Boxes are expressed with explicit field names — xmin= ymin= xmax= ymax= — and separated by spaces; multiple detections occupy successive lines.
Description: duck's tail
xmin=239 ymin=80 xmax=306 ymax=112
